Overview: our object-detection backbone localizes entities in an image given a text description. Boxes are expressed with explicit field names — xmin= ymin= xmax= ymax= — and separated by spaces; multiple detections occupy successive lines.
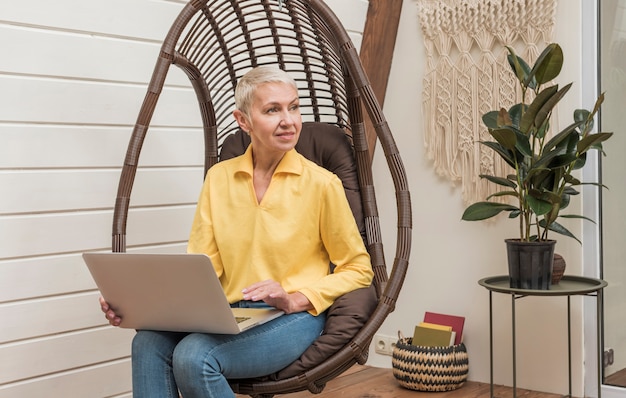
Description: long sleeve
xmin=186 ymin=147 xmax=372 ymax=315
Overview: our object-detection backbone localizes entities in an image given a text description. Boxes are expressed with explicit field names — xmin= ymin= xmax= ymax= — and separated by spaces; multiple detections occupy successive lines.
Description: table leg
xmin=512 ymin=293 xmax=517 ymax=398
xmin=489 ymin=290 xmax=494 ymax=398
xmin=597 ymin=290 xmax=603 ymax=398
xmin=568 ymin=296 xmax=572 ymax=397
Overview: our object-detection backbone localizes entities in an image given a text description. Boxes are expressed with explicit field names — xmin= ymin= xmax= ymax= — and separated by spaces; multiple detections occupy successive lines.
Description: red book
xmin=423 ymin=312 xmax=465 ymax=345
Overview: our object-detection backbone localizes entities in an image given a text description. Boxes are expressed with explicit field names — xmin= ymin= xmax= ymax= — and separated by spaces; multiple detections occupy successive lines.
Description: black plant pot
xmin=505 ymin=239 xmax=556 ymax=290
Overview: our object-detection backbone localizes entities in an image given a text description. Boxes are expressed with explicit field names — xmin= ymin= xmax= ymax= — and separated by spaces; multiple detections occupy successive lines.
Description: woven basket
xmin=392 ymin=337 xmax=469 ymax=391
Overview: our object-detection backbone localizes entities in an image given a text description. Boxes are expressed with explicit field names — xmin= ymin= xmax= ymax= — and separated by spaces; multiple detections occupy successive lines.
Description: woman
xmin=101 ymin=66 xmax=373 ymax=397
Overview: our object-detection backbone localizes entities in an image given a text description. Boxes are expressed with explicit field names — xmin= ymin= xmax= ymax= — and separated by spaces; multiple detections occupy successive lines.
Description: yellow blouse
xmin=187 ymin=146 xmax=373 ymax=315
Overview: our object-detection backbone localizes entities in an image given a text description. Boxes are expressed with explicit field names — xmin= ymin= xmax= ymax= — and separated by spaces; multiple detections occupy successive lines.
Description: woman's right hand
xmin=99 ymin=296 xmax=122 ymax=327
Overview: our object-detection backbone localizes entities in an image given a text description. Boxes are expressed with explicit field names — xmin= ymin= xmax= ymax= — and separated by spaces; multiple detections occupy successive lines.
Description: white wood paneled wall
xmin=0 ymin=0 xmax=368 ymax=396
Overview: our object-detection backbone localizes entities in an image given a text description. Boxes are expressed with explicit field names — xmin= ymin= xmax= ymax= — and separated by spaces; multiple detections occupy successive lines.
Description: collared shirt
xmin=187 ymin=146 xmax=373 ymax=315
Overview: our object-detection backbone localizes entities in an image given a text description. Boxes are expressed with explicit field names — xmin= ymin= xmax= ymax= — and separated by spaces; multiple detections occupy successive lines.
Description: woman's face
xmin=234 ymin=82 xmax=302 ymax=157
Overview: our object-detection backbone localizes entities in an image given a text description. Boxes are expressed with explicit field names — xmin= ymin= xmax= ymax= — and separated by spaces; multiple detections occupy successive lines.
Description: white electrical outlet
xmin=373 ymin=334 xmax=397 ymax=356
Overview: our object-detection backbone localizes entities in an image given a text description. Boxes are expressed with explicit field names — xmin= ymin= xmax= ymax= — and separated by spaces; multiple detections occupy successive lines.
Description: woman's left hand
xmin=242 ymin=280 xmax=313 ymax=314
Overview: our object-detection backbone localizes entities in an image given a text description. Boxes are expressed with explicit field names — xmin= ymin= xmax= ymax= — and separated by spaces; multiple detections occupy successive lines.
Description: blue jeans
xmin=131 ymin=302 xmax=326 ymax=398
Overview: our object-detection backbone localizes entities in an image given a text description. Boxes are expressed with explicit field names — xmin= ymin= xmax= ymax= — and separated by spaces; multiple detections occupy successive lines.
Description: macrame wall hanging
xmin=417 ymin=0 xmax=558 ymax=205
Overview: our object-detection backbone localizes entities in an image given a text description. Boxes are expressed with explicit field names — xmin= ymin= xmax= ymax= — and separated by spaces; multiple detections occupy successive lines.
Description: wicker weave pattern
xmin=178 ymin=0 xmax=350 ymax=140
xmin=112 ymin=1 xmax=412 ymax=396
xmin=392 ymin=338 xmax=469 ymax=392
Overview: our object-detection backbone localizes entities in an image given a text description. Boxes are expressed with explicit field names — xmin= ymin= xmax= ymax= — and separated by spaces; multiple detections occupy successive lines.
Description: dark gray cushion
xmin=271 ymin=285 xmax=377 ymax=379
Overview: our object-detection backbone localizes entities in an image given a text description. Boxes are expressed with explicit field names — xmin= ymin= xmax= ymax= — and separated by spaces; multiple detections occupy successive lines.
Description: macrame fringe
xmin=417 ymin=0 xmax=558 ymax=205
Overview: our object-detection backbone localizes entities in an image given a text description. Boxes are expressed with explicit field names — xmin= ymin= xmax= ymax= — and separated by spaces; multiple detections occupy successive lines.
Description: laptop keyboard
xmin=235 ymin=316 xmax=251 ymax=324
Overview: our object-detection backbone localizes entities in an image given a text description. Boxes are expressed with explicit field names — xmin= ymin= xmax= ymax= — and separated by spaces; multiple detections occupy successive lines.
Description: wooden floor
xmin=237 ymin=365 xmax=564 ymax=398
xmin=606 ymin=367 xmax=626 ymax=387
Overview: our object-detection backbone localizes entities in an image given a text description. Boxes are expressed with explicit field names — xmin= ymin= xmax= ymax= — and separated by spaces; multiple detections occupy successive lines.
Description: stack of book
xmin=411 ymin=312 xmax=465 ymax=347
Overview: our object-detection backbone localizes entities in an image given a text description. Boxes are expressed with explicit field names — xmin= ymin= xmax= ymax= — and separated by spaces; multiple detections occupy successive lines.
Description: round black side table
xmin=479 ymin=275 xmax=607 ymax=398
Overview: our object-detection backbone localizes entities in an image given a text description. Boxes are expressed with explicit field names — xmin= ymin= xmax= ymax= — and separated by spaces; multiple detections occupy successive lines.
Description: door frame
xmin=582 ymin=0 xmax=625 ymax=396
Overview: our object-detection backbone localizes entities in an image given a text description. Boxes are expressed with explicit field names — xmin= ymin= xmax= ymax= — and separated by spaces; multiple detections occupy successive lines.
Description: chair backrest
xmin=112 ymin=0 xmax=412 ymax=395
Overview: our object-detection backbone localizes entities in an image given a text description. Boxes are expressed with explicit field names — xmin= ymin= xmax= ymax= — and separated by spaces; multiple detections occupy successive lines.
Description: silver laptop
xmin=82 ymin=252 xmax=284 ymax=334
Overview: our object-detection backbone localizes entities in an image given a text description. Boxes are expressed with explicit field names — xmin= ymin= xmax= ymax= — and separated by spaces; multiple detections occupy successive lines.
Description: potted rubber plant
xmin=461 ymin=43 xmax=613 ymax=289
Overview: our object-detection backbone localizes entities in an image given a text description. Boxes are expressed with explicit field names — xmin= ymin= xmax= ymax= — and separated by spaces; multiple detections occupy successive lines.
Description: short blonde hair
xmin=234 ymin=66 xmax=298 ymax=119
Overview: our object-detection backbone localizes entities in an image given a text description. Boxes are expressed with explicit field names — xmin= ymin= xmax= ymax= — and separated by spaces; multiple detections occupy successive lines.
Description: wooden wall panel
xmin=0 ymin=25 xmax=176 ymax=84
xmin=0 ymin=327 xmax=135 ymax=384
xmin=326 ymin=0 xmax=368 ymax=32
xmin=0 ymin=359 xmax=132 ymax=398
xmin=0 ymin=292 xmax=105 ymax=343
xmin=0 ymin=0 xmax=368 ymax=394
xmin=0 ymin=77 xmax=200 ymax=126
xmin=0 ymin=1 xmax=194 ymax=393
xmin=0 ymin=244 xmax=187 ymax=303
xmin=0 ymin=125 xmax=204 ymax=168
xmin=0 ymin=168 xmax=203 ymax=214
xmin=125 ymin=207 xmax=196 ymax=246
xmin=325 ymin=0 xmax=368 ymax=49
xmin=0 ymin=207 xmax=195 ymax=258
xmin=0 ymin=0 xmax=184 ymax=40
xmin=0 ymin=255 xmax=97 ymax=302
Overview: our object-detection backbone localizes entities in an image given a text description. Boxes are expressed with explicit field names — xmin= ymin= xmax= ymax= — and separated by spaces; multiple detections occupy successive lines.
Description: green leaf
xmin=513 ymin=130 xmax=533 ymax=157
xmin=480 ymin=174 xmax=517 ymax=188
xmin=564 ymin=175 xmax=581 ymax=186
xmin=543 ymin=121 xmax=584 ymax=152
xmin=540 ymin=219 xmax=581 ymax=244
xmin=577 ymin=132 xmax=614 ymax=154
xmin=509 ymin=103 xmax=525 ymax=128
xmin=526 ymin=167 xmax=552 ymax=190
xmin=490 ymin=128 xmax=517 ymax=151
xmin=577 ymin=181 xmax=609 ymax=190
xmin=577 ymin=94 xmax=605 ymax=135
xmin=506 ymin=47 xmax=534 ymax=88
xmin=526 ymin=195 xmax=552 ymax=216
xmin=461 ymin=202 xmax=519 ymax=221
xmin=574 ymin=109 xmax=590 ymax=124
xmin=486 ymin=191 xmax=519 ymax=200
xmin=576 ymin=109 xmax=595 ymax=136
xmin=548 ymin=153 xmax=578 ymax=168
xmin=559 ymin=213 xmax=596 ymax=224
xmin=534 ymin=83 xmax=572 ymax=131
xmin=480 ymin=141 xmax=516 ymax=168
xmin=527 ymin=189 xmax=561 ymax=206
xmin=543 ymin=190 xmax=563 ymax=205
xmin=559 ymin=192 xmax=571 ymax=210
xmin=531 ymin=43 xmax=564 ymax=85
xmin=588 ymin=92 xmax=605 ymax=122
xmin=572 ymin=152 xmax=587 ymax=170
xmin=533 ymin=148 xmax=562 ymax=169
xmin=520 ymin=85 xmax=558 ymax=133
xmin=482 ymin=110 xmax=500 ymax=129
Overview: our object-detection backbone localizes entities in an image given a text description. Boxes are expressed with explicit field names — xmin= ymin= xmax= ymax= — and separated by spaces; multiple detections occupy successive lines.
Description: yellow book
xmin=411 ymin=324 xmax=454 ymax=347
xmin=419 ymin=322 xmax=452 ymax=332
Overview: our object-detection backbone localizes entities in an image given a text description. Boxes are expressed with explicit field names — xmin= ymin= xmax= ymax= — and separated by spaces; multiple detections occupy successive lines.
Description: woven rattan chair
xmin=111 ymin=0 xmax=412 ymax=396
